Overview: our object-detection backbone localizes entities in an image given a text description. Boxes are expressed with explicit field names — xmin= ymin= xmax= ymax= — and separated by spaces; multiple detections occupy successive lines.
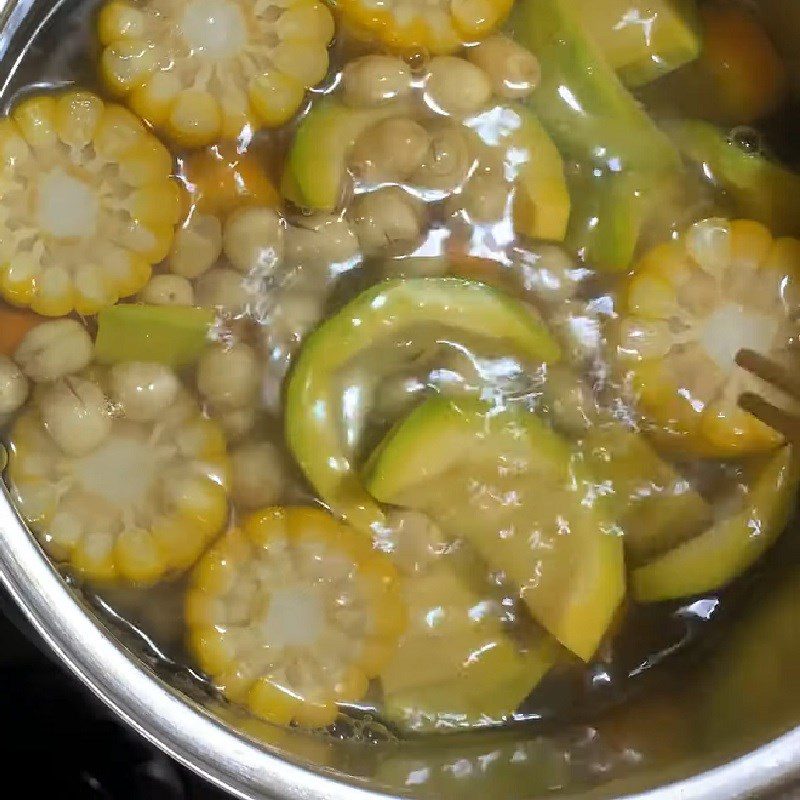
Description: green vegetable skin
xmin=285 ymin=278 xmax=560 ymax=535
xmin=633 ymin=446 xmax=800 ymax=601
xmin=510 ymin=0 xmax=681 ymax=271
xmin=381 ymin=560 xmax=555 ymax=733
xmin=366 ymin=396 xmax=625 ymax=662
xmin=284 ymin=99 xmax=398 ymax=211
xmin=94 ymin=304 xmax=214 ymax=367
xmin=582 ymin=425 xmax=712 ymax=566
xmin=664 ymin=119 xmax=800 ymax=236
xmin=573 ymin=0 xmax=700 ymax=88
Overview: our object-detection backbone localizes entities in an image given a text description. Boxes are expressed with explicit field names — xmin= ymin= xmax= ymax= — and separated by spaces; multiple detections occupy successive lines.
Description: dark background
xmin=0 ymin=589 xmax=228 ymax=799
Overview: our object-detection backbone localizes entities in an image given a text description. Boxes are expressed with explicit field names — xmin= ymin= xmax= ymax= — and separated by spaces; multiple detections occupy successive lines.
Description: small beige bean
xmin=197 ymin=342 xmax=260 ymax=410
xmin=467 ymin=34 xmax=541 ymax=100
xmin=194 ymin=267 xmax=250 ymax=315
xmin=284 ymin=213 xmax=360 ymax=265
xmin=350 ymin=117 xmax=429 ymax=184
xmin=452 ymin=172 xmax=510 ymax=222
xmin=342 ymin=55 xmax=412 ymax=108
xmin=0 ymin=355 xmax=27 ymax=414
xmin=168 ymin=213 xmax=222 ymax=279
xmin=411 ymin=122 xmax=473 ymax=194
xmin=223 ymin=206 xmax=284 ymax=275
xmin=425 ymin=56 xmax=492 ymax=116
xmin=139 ymin=274 xmax=195 ymax=306
xmin=230 ymin=441 xmax=286 ymax=509
xmin=352 ymin=187 xmax=425 ymax=256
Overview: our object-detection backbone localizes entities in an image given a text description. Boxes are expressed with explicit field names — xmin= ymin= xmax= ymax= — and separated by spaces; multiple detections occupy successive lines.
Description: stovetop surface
xmin=0 ymin=588 xmax=230 ymax=799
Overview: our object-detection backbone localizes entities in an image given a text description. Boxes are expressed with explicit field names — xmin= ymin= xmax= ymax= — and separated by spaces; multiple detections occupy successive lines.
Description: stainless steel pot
xmin=2 ymin=0 xmax=800 ymax=798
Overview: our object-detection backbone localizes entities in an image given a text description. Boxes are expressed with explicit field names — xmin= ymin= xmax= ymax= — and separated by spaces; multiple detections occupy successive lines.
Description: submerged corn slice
xmin=99 ymin=0 xmax=335 ymax=146
xmin=0 ymin=90 xmax=181 ymax=316
xmin=186 ymin=506 xmax=405 ymax=727
xmin=618 ymin=218 xmax=800 ymax=456
xmin=7 ymin=370 xmax=229 ymax=584
xmin=337 ymin=0 xmax=512 ymax=55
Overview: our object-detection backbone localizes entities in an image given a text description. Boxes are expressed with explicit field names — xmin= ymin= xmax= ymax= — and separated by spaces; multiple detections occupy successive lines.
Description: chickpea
xmin=0 ymin=355 xmax=28 ymax=414
xmin=194 ymin=267 xmax=251 ymax=315
xmin=168 ymin=213 xmax=222 ymax=279
xmin=214 ymin=405 xmax=257 ymax=443
xmin=197 ymin=342 xmax=260 ymax=410
xmin=467 ymin=34 xmax=541 ymax=100
xmin=15 ymin=319 xmax=92 ymax=383
xmin=266 ymin=289 xmax=324 ymax=349
xmin=450 ymin=172 xmax=510 ymax=222
xmin=352 ymin=187 xmax=425 ymax=256
xmin=223 ymin=207 xmax=284 ymax=275
xmin=139 ymin=274 xmax=195 ymax=306
xmin=512 ymin=243 xmax=581 ymax=304
xmin=425 ymin=56 xmax=493 ymax=116
xmin=40 ymin=377 xmax=111 ymax=456
xmin=350 ymin=118 xmax=429 ymax=184
xmin=541 ymin=364 xmax=599 ymax=436
xmin=411 ymin=122 xmax=473 ymax=194
xmin=284 ymin=214 xmax=360 ymax=265
xmin=110 ymin=362 xmax=180 ymax=422
xmin=230 ymin=441 xmax=286 ymax=509
xmin=342 ymin=55 xmax=412 ymax=108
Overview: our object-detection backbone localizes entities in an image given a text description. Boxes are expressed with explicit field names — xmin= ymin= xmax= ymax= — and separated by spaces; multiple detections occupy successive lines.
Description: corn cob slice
xmin=336 ymin=0 xmax=512 ymax=55
xmin=618 ymin=218 xmax=800 ymax=456
xmin=6 ymin=366 xmax=229 ymax=584
xmin=186 ymin=506 xmax=405 ymax=727
xmin=99 ymin=0 xmax=335 ymax=146
xmin=0 ymin=90 xmax=181 ymax=316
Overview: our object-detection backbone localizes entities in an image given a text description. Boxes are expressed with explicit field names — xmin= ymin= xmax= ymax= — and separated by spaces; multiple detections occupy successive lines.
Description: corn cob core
xmin=0 ymin=91 xmax=181 ymax=316
xmin=337 ymin=0 xmax=513 ymax=55
xmin=619 ymin=217 xmax=800 ymax=456
xmin=186 ymin=506 xmax=406 ymax=727
xmin=99 ymin=0 xmax=335 ymax=146
xmin=7 ymin=373 xmax=229 ymax=584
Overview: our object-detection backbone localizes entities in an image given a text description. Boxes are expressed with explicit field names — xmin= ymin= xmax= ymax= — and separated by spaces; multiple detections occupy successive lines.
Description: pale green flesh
xmin=381 ymin=559 xmax=556 ymax=733
xmin=664 ymin=119 xmax=800 ymax=237
xmin=95 ymin=304 xmax=215 ymax=368
xmin=633 ymin=447 xmax=800 ymax=601
xmin=366 ymin=396 xmax=625 ymax=661
xmin=285 ymin=278 xmax=561 ymax=535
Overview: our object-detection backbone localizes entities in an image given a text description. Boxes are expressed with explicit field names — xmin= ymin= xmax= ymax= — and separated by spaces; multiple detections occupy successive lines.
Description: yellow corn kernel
xmin=73 ymin=531 xmax=118 ymax=582
xmin=730 ymin=218 xmax=774 ymax=269
xmin=152 ymin=515 xmax=205 ymax=571
xmin=115 ymin=527 xmax=165 ymax=584
xmin=166 ymin=89 xmax=221 ymax=148
xmin=170 ymin=474 xmax=229 ymax=537
xmin=275 ymin=0 xmax=335 ymax=44
xmin=12 ymin=95 xmax=58 ymax=151
xmin=248 ymin=72 xmax=305 ymax=127
xmin=1 ymin=256 xmax=38 ymax=307
xmin=270 ymin=40 xmax=329 ymax=87
xmin=10 ymin=479 xmax=56 ymax=527
xmin=764 ymin=236 xmax=800 ymax=275
xmin=0 ymin=118 xmax=30 ymax=172
xmin=55 ymin=91 xmax=104 ymax=149
xmin=125 ymin=220 xmax=175 ymax=263
xmin=131 ymin=181 xmax=183 ymax=227
xmin=190 ymin=625 xmax=237 ymax=675
xmin=129 ymin=71 xmax=182 ymax=128
xmin=101 ymin=39 xmax=157 ymax=95
xmin=94 ymin=104 xmax=145 ymax=160
xmin=31 ymin=267 xmax=76 ymax=318
xmin=98 ymin=0 xmax=145 ymax=45
xmin=333 ymin=666 xmax=370 ymax=701
xmin=625 ymin=271 xmax=681 ymax=319
xmin=73 ymin=264 xmax=119 ymax=316
xmin=176 ymin=416 xmax=228 ymax=460
xmin=247 ymin=677 xmax=307 ymax=726
xmin=118 ymin=138 xmax=173 ymax=187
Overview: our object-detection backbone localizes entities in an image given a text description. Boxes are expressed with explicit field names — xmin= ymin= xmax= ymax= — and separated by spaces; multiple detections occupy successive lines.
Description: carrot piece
xmin=0 ymin=307 xmax=41 ymax=356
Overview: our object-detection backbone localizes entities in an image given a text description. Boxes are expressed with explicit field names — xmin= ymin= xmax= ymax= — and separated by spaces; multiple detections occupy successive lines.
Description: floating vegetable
xmin=7 ymin=368 xmax=229 ymax=583
xmin=633 ymin=445 xmax=799 ymax=601
xmin=582 ymin=425 xmax=712 ymax=565
xmin=99 ymin=0 xmax=334 ymax=145
xmin=665 ymin=119 xmax=800 ymax=237
xmin=366 ymin=396 xmax=625 ymax=661
xmin=573 ymin=0 xmax=700 ymax=88
xmin=619 ymin=218 xmax=800 ymax=456
xmin=95 ymin=304 xmax=215 ymax=368
xmin=381 ymin=557 xmax=555 ymax=732
xmin=336 ymin=0 xmax=513 ymax=55
xmin=285 ymin=277 xmax=560 ymax=534
xmin=0 ymin=90 xmax=181 ymax=315
xmin=186 ymin=506 xmax=405 ymax=727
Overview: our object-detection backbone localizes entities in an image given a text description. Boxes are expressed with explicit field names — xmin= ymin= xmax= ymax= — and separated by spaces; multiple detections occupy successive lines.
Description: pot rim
xmin=0 ymin=0 xmax=799 ymax=797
